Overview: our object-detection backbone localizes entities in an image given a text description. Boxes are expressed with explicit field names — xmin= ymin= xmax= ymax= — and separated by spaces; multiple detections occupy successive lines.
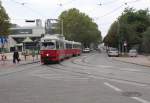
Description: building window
xmin=11 ymin=29 xmax=32 ymax=35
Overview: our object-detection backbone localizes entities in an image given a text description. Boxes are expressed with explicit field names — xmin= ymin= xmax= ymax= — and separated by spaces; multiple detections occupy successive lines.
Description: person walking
xmin=13 ymin=50 xmax=20 ymax=64
xmin=32 ymin=49 xmax=35 ymax=61
xmin=1 ymin=53 xmax=7 ymax=65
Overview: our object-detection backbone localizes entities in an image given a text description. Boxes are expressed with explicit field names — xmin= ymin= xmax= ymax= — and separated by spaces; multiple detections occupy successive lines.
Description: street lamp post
xmin=45 ymin=19 xmax=64 ymax=36
xmin=61 ymin=19 xmax=64 ymax=36
xmin=117 ymin=20 xmax=121 ymax=55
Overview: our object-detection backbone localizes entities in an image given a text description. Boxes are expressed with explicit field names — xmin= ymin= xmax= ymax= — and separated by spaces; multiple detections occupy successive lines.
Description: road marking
xmin=121 ymin=68 xmax=141 ymax=72
xmin=131 ymin=97 xmax=150 ymax=103
xmin=107 ymin=79 xmax=147 ymax=87
xmin=98 ymin=65 xmax=113 ymax=68
xmin=104 ymin=82 xmax=150 ymax=103
xmin=89 ymin=75 xmax=148 ymax=87
xmin=104 ymin=82 xmax=123 ymax=92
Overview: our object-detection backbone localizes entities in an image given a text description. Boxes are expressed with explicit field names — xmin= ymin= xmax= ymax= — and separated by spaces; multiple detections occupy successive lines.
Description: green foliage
xmin=143 ymin=27 xmax=150 ymax=53
xmin=0 ymin=1 xmax=11 ymax=36
xmin=58 ymin=8 xmax=102 ymax=47
xmin=104 ymin=7 xmax=150 ymax=53
xmin=103 ymin=21 xmax=118 ymax=47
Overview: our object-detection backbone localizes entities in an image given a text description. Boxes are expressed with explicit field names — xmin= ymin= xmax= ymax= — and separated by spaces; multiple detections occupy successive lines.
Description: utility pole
xmin=61 ymin=19 xmax=64 ymax=36
xmin=117 ymin=20 xmax=121 ymax=55
xmin=44 ymin=19 xmax=64 ymax=36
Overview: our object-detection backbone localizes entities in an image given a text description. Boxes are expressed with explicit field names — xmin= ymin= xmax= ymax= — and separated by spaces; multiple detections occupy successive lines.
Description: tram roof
xmin=64 ymin=40 xmax=72 ymax=44
xmin=72 ymin=41 xmax=81 ymax=45
xmin=41 ymin=34 xmax=81 ymax=45
xmin=41 ymin=34 xmax=60 ymax=42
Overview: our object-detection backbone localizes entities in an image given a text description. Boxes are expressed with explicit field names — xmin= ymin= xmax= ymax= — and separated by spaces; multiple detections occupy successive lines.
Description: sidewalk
xmin=0 ymin=53 xmax=40 ymax=68
xmin=113 ymin=55 xmax=150 ymax=67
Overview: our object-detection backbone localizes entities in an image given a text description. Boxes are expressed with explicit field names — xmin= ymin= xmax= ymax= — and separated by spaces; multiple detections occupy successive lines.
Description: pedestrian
xmin=32 ymin=49 xmax=35 ymax=61
xmin=13 ymin=50 xmax=20 ymax=64
xmin=35 ymin=50 xmax=38 ymax=60
xmin=1 ymin=53 xmax=7 ymax=65
xmin=22 ymin=50 xmax=27 ymax=61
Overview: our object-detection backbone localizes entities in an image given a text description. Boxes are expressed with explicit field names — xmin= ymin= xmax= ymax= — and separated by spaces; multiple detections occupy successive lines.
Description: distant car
xmin=82 ymin=48 xmax=90 ymax=53
xmin=128 ymin=49 xmax=137 ymax=57
xmin=108 ymin=48 xmax=119 ymax=57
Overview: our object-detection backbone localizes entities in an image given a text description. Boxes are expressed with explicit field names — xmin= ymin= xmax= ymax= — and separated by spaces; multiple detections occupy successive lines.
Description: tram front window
xmin=41 ymin=42 xmax=55 ymax=50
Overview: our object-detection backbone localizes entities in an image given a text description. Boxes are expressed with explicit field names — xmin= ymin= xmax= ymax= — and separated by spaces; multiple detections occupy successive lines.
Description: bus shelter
xmin=23 ymin=37 xmax=40 ymax=53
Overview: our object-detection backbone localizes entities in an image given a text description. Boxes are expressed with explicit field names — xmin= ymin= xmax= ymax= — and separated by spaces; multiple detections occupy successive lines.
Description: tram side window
xmin=42 ymin=42 xmax=55 ymax=49
xmin=56 ymin=41 xmax=59 ymax=49
xmin=66 ymin=43 xmax=72 ymax=49
xmin=66 ymin=43 xmax=69 ymax=49
xmin=73 ymin=44 xmax=80 ymax=49
xmin=59 ymin=42 xmax=64 ymax=49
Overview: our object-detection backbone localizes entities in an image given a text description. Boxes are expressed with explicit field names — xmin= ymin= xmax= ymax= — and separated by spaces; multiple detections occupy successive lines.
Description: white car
xmin=128 ymin=49 xmax=137 ymax=57
xmin=108 ymin=48 xmax=119 ymax=57
xmin=82 ymin=48 xmax=90 ymax=53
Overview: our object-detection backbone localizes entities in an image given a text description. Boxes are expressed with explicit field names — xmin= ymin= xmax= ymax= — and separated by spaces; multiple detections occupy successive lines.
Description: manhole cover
xmin=122 ymin=91 xmax=142 ymax=97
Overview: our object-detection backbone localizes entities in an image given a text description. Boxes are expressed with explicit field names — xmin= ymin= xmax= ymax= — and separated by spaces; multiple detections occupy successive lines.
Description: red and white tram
xmin=40 ymin=34 xmax=81 ymax=64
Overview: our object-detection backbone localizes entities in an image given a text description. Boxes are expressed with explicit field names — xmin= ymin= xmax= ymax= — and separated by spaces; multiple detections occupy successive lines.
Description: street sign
xmin=25 ymin=20 xmax=35 ymax=22
xmin=124 ymin=41 xmax=127 ymax=46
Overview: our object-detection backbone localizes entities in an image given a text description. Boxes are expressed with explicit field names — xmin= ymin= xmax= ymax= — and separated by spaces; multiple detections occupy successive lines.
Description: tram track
xmin=70 ymin=53 xmax=150 ymax=75
xmin=43 ymin=57 xmax=150 ymax=87
xmin=0 ymin=63 xmax=40 ymax=77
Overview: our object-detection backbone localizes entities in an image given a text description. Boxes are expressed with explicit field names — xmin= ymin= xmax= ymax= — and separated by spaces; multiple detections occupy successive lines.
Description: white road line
xmin=104 ymin=82 xmax=150 ymax=103
xmin=108 ymin=79 xmax=147 ymax=87
xmin=89 ymin=75 xmax=148 ymax=87
xmin=98 ymin=65 xmax=113 ymax=68
xmin=121 ymin=68 xmax=141 ymax=72
xmin=104 ymin=82 xmax=123 ymax=92
xmin=131 ymin=97 xmax=150 ymax=103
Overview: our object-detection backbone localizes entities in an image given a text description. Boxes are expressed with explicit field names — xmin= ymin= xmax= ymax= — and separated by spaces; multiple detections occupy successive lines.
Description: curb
xmin=0 ymin=60 xmax=40 ymax=66
xmin=113 ymin=58 xmax=150 ymax=68
xmin=19 ymin=60 xmax=40 ymax=66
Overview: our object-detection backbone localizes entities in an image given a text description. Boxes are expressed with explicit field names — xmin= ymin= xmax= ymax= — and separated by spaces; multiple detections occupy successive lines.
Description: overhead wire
xmin=98 ymin=0 xmax=142 ymax=35
xmin=124 ymin=0 xmax=141 ymax=4
xmin=88 ymin=0 xmax=120 ymax=14
xmin=101 ymin=4 xmax=125 ymax=18
xmin=96 ymin=0 xmax=142 ymax=19
xmin=5 ymin=0 xmax=144 ymax=24
xmin=58 ymin=0 xmax=77 ymax=6
xmin=9 ymin=0 xmax=46 ymax=19
xmin=98 ymin=0 xmax=120 ymax=6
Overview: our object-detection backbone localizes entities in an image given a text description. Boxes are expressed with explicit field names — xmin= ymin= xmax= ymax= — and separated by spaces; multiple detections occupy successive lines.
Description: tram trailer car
xmin=72 ymin=41 xmax=82 ymax=56
xmin=64 ymin=40 xmax=73 ymax=58
xmin=40 ymin=35 xmax=81 ymax=64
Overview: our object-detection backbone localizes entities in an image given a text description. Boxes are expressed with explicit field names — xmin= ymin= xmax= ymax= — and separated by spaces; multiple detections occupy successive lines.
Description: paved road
xmin=0 ymin=52 xmax=150 ymax=103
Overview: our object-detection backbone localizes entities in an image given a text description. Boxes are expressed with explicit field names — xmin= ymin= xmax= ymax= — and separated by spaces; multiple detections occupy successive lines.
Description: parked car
xmin=82 ymin=48 xmax=90 ymax=53
xmin=128 ymin=49 xmax=137 ymax=57
xmin=108 ymin=48 xmax=119 ymax=57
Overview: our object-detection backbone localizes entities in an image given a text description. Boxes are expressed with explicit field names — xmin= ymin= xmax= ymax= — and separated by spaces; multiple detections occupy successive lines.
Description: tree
xmin=58 ymin=8 xmax=102 ymax=47
xmin=104 ymin=7 xmax=150 ymax=53
xmin=103 ymin=21 xmax=118 ymax=47
xmin=143 ymin=27 xmax=150 ymax=53
xmin=118 ymin=8 xmax=150 ymax=51
xmin=0 ymin=1 xmax=11 ymax=36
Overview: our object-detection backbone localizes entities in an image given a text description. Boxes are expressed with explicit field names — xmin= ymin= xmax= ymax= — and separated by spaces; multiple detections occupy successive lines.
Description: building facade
xmin=8 ymin=26 xmax=45 ymax=52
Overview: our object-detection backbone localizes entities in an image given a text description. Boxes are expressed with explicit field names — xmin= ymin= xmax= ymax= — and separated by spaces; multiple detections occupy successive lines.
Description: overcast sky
xmin=1 ymin=0 xmax=150 ymax=37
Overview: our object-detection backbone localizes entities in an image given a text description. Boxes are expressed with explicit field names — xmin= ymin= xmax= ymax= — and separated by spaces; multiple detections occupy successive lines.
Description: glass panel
xmin=41 ymin=42 xmax=55 ymax=50
xmin=11 ymin=29 xmax=32 ymax=35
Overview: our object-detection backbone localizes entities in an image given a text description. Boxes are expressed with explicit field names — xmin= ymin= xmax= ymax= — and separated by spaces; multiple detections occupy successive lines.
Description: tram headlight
xmin=46 ymin=53 xmax=49 ymax=56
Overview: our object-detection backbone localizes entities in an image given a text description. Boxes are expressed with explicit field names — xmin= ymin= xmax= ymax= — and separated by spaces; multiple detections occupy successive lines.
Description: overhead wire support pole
xmin=61 ymin=19 xmax=64 ymax=36
xmin=44 ymin=19 xmax=64 ymax=37
xmin=117 ymin=20 xmax=121 ymax=55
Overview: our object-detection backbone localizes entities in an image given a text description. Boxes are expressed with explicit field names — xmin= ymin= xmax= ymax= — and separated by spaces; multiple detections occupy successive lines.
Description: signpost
xmin=124 ymin=41 xmax=127 ymax=53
